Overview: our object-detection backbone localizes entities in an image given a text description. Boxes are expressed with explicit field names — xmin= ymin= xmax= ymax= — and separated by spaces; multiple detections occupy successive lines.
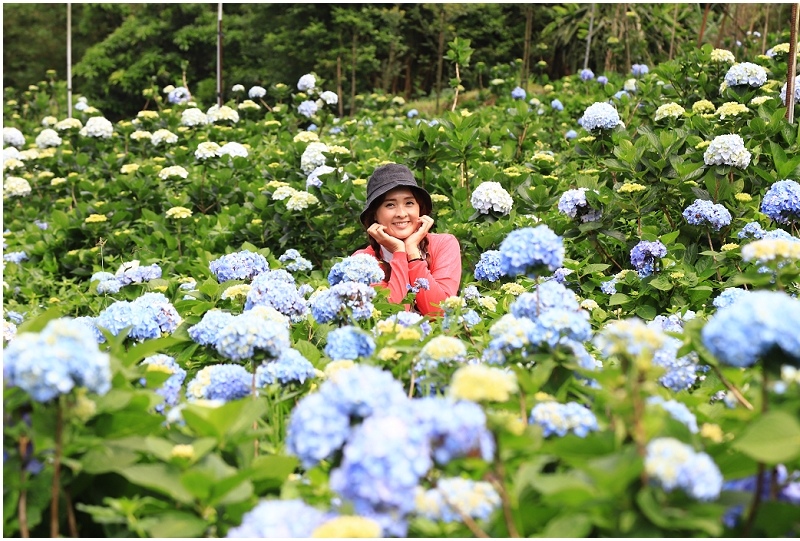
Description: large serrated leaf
xmin=732 ymin=410 xmax=800 ymax=464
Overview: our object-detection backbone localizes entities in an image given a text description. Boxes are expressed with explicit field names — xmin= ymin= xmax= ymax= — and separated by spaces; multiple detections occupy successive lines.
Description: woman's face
xmin=374 ymin=187 xmax=420 ymax=240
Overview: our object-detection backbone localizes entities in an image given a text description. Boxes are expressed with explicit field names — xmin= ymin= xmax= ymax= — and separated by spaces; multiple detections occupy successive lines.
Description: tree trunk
xmin=521 ymin=6 xmax=533 ymax=87
xmin=336 ymin=54 xmax=344 ymax=118
xmin=404 ymin=56 xmax=413 ymax=100
xmin=350 ymin=33 xmax=357 ymax=117
xmin=698 ymin=3 xmax=711 ymax=47
xmin=435 ymin=6 xmax=445 ymax=115
xmin=716 ymin=6 xmax=729 ymax=48
xmin=668 ymin=3 xmax=679 ymax=60
xmin=786 ymin=3 xmax=799 ymax=123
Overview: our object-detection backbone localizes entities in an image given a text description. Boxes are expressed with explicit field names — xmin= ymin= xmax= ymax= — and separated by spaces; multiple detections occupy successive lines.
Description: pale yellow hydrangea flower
xmin=165 ymin=206 xmax=192 ymax=219
xmin=449 ymin=364 xmax=518 ymax=402
xmin=692 ymin=99 xmax=715 ymax=114
xmin=716 ymin=101 xmax=749 ymax=119
xmin=221 ymin=284 xmax=252 ymax=299
xmin=720 ymin=243 xmax=739 ymax=251
xmin=377 ymin=348 xmax=402 ymax=362
xmin=654 ymin=102 xmax=685 ymax=121
xmin=311 ymin=516 xmax=382 ymax=538
xmin=734 ymin=193 xmax=752 ymax=202
xmin=84 ymin=214 xmax=107 ymax=223
xmin=617 ymin=183 xmax=646 ymax=194
xmin=500 ymin=282 xmax=526 ymax=296
xmin=170 ymin=444 xmax=196 ymax=460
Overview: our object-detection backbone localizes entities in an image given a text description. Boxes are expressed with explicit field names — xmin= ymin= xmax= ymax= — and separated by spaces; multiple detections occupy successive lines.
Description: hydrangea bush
xmin=2 ymin=42 xmax=799 ymax=539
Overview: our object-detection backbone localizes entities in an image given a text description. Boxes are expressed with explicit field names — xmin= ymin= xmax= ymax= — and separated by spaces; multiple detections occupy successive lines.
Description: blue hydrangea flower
xmin=646 ymin=316 xmax=701 ymax=392
xmin=255 ymin=348 xmax=317 ymax=386
xmin=73 ymin=315 xmax=106 ymax=344
xmin=328 ymin=253 xmax=385 ymax=286
xmin=558 ymin=188 xmax=602 ymax=222
xmin=510 ymin=86 xmax=526 ymax=100
xmin=407 ymin=109 xmax=419 ymax=118
xmin=529 ymin=401 xmax=599 ymax=437
xmin=594 ymin=318 xmax=668 ymax=359
xmin=645 ymin=437 xmax=723 ymax=501
xmin=462 ymin=285 xmax=480 ymax=301
xmin=414 ymin=477 xmax=500 ymax=523
xmin=167 ymin=86 xmax=191 ymax=104
xmin=96 ymin=293 xmax=182 ymax=341
xmin=780 ymin=75 xmax=800 ymax=106
xmin=738 ymin=221 xmax=766 ymax=240
xmin=279 ymin=249 xmax=313 ymax=272
xmin=703 ymin=134 xmax=751 ymax=169
xmin=407 ymin=278 xmax=429 ymax=293
xmin=760 ymin=179 xmax=800 ymax=225
xmin=550 ymin=99 xmax=564 ymax=111
xmin=499 ymin=225 xmax=564 ymax=278
xmin=600 ymin=277 xmax=618 ymax=295
xmin=209 ymin=250 xmax=269 ymax=282
xmin=96 ymin=278 xmax=122 ymax=295
xmin=631 ymin=63 xmax=649 ymax=77
xmin=565 ymin=129 xmax=578 ymax=140
xmin=5 ymin=310 xmax=24 ymax=324
xmin=630 ymin=240 xmax=667 ymax=277
xmin=298 ymin=100 xmax=318 ymax=118
xmin=4 ymin=318 xmax=112 ymax=402
xmin=226 ymin=499 xmax=329 ymax=538
xmin=682 ymin=199 xmax=732 ymax=231
xmin=646 ymin=396 xmax=699 ymax=433
xmin=329 ymin=413 xmax=432 ymax=526
xmin=3 ymin=251 xmax=28 ymax=264
xmin=578 ymin=102 xmax=622 ymax=130
xmin=321 ymin=364 xmax=408 ymax=420
xmin=140 ymin=354 xmax=186 ymax=414
xmin=215 ymin=311 xmax=291 ymax=361
xmin=90 ymin=271 xmax=116 ymax=283
xmin=721 ymin=465 xmax=800 ymax=529
xmin=724 ymin=62 xmax=768 ymax=88
xmin=579 ymin=68 xmax=595 ymax=81
xmin=188 ymin=309 xmax=235 ymax=346
xmin=488 ymin=314 xmax=538 ymax=353
xmin=713 ymin=288 xmax=751 ymax=310
xmin=474 ymin=250 xmax=502 ymax=283
xmin=285 ymin=392 xmax=353 ymax=468
xmin=310 ymin=282 xmax=376 ymax=324
xmin=245 ymin=272 xmax=308 ymax=322
xmin=186 ymin=363 xmax=252 ymax=402
xmin=408 ymin=397 xmax=495 ymax=465
xmin=324 ymin=325 xmax=376 ymax=360
xmin=701 ymin=290 xmax=800 ymax=368
xmin=116 ymin=262 xmax=162 ymax=286
xmin=613 ymin=90 xmax=629 ymax=100
xmin=597 ymin=75 xmax=609 ymax=85
xmin=511 ymin=280 xmax=581 ymax=317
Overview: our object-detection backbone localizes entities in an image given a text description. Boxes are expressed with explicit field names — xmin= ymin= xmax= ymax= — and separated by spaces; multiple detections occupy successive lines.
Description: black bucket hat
xmin=359 ymin=163 xmax=432 ymax=228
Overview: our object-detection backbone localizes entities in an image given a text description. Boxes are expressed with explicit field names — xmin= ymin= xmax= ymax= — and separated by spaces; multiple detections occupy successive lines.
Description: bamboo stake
xmin=786 ymin=3 xmax=799 ymax=124
xmin=67 ymin=3 xmax=72 ymax=119
xmin=216 ymin=3 xmax=223 ymax=107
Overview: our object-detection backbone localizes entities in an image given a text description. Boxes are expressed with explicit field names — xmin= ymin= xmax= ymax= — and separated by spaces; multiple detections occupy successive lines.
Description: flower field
xmin=3 ymin=42 xmax=800 ymax=537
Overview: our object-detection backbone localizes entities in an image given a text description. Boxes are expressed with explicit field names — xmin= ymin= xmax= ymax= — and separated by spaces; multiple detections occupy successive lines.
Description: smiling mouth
xmin=393 ymin=221 xmax=410 ymax=227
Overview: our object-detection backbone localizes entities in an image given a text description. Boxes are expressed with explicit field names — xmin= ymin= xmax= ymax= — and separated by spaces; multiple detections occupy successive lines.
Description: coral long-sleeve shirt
xmin=352 ymin=233 xmax=462 ymax=316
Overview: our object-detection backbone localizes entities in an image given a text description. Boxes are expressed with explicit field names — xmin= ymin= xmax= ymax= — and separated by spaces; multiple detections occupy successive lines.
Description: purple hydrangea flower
xmin=630 ymin=240 xmax=667 ymax=277
xmin=682 ymin=199 xmax=732 ymax=230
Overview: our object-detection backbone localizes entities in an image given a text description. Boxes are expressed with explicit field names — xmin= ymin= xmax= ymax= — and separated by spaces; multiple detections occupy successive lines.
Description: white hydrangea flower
xmin=654 ymin=102 xmax=685 ymax=121
xmin=151 ymin=129 xmax=178 ymax=146
xmin=320 ymin=90 xmax=338 ymax=105
xmin=130 ymin=130 xmax=153 ymax=141
xmin=219 ymin=142 xmax=249 ymax=159
xmin=206 ymin=104 xmax=239 ymax=124
xmin=55 ymin=118 xmax=83 ymax=131
xmin=3 ymin=176 xmax=32 ymax=197
xmin=195 ymin=141 xmax=223 ymax=160
xmin=471 ymin=181 xmax=514 ymax=215
xmin=297 ymin=73 xmax=316 ymax=92
xmin=181 ymin=108 xmax=208 ymax=127
xmin=35 ymin=128 xmax=62 ymax=148
xmin=79 ymin=116 xmax=114 ymax=138
xmin=3 ymin=127 xmax=25 ymax=148
xmin=158 ymin=165 xmax=189 ymax=180
xmin=286 ymin=191 xmax=319 ymax=211
xmin=703 ymin=134 xmax=751 ymax=169
xmin=300 ymin=141 xmax=329 ymax=175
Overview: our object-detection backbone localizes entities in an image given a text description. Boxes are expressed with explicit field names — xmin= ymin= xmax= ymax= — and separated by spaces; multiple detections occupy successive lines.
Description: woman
xmin=353 ymin=163 xmax=462 ymax=316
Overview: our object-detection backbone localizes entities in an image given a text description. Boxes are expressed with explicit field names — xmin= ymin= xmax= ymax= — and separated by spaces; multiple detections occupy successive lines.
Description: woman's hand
xmin=404 ymin=215 xmax=434 ymax=257
xmin=367 ymin=223 xmax=405 ymax=253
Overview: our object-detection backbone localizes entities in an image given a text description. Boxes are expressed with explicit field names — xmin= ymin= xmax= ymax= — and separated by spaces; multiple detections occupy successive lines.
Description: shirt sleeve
xmin=408 ymin=234 xmax=462 ymax=316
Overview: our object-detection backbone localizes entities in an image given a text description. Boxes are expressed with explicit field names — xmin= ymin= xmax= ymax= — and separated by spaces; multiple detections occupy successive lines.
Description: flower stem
xmin=743 ymin=366 xmax=770 ymax=536
xmin=50 ymin=398 xmax=63 ymax=538
xmin=711 ymin=365 xmax=754 ymax=410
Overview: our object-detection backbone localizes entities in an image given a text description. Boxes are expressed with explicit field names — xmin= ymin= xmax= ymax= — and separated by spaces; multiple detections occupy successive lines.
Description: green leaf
xmin=732 ymin=410 xmax=800 ymax=464
xmin=542 ymin=513 xmax=592 ymax=537
xmin=144 ymin=512 xmax=209 ymax=537
xmin=115 ymin=464 xmax=195 ymax=504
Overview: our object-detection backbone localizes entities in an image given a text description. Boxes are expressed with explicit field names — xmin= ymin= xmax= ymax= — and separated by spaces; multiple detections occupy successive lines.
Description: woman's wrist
xmin=405 ymin=244 xmax=420 ymax=260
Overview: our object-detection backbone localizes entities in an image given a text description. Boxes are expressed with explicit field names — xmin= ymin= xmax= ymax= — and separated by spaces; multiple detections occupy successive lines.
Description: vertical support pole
xmin=786 ymin=3 xmax=799 ymax=123
xmin=67 ymin=2 xmax=73 ymax=118
xmin=217 ymin=3 xmax=223 ymax=107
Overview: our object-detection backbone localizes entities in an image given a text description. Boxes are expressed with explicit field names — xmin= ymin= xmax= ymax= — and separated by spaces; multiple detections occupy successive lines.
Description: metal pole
xmin=583 ymin=3 xmax=596 ymax=71
xmin=67 ymin=2 xmax=73 ymax=118
xmin=786 ymin=3 xmax=799 ymax=123
xmin=217 ymin=3 xmax=223 ymax=107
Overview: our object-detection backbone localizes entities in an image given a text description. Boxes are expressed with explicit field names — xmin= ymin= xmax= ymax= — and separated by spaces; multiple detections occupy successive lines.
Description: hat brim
xmin=360 ymin=183 xmax=432 ymax=228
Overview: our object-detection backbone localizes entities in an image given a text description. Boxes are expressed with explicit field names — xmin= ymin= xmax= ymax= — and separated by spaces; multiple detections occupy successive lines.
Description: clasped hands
xmin=367 ymin=215 xmax=434 ymax=259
